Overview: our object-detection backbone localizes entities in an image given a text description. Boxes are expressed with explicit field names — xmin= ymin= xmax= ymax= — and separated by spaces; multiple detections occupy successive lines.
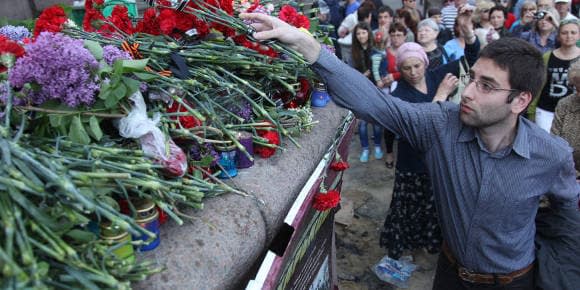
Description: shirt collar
xmin=457 ymin=118 xmax=531 ymax=159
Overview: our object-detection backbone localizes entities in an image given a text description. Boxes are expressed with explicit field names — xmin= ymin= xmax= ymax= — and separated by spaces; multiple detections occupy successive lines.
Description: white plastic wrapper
xmin=372 ymin=255 xmax=417 ymax=288
xmin=119 ymin=91 xmax=187 ymax=177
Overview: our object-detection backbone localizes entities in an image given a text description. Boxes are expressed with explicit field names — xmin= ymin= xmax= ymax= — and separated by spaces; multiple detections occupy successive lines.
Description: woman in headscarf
xmin=379 ymin=15 xmax=481 ymax=260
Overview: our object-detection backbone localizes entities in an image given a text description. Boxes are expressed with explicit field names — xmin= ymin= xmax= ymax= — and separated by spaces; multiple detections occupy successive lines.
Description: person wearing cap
xmin=378 ymin=17 xmax=480 ymax=263
xmin=241 ymin=3 xmax=579 ymax=289
xmin=417 ymin=18 xmax=451 ymax=69
xmin=555 ymin=0 xmax=579 ymax=21
xmin=516 ymin=8 xmax=559 ymax=53
xmin=531 ymin=18 xmax=580 ymax=131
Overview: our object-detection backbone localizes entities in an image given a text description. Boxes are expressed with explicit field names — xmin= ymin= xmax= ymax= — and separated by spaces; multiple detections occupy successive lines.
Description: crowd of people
xmin=243 ymin=1 xmax=580 ymax=289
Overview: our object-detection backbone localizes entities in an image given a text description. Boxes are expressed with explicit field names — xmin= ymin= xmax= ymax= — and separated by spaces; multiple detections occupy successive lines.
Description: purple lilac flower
xmin=190 ymin=142 xmax=219 ymax=166
xmin=0 ymin=25 xmax=31 ymax=42
xmin=8 ymin=32 xmax=99 ymax=107
xmin=102 ymin=45 xmax=131 ymax=66
xmin=139 ymin=81 xmax=148 ymax=93
xmin=237 ymin=101 xmax=252 ymax=121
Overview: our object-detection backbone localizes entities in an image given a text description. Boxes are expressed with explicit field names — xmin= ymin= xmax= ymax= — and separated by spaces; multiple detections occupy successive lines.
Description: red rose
xmin=313 ymin=190 xmax=341 ymax=211
xmin=330 ymin=161 xmax=350 ymax=171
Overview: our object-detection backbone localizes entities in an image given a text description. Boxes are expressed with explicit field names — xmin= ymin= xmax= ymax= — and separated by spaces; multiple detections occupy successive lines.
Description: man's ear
xmin=511 ymin=91 xmax=532 ymax=115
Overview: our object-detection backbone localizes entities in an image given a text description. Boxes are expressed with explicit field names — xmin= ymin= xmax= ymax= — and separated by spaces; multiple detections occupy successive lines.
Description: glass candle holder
xmin=236 ymin=131 xmax=254 ymax=169
xmin=216 ymin=143 xmax=238 ymax=179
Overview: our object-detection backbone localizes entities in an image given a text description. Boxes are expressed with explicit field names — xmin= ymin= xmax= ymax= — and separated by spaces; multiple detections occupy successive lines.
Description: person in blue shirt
xmin=242 ymin=6 xmax=580 ymax=289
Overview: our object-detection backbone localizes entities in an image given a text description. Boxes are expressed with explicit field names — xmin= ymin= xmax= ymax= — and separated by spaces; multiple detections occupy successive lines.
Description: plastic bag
xmin=372 ymin=255 xmax=417 ymax=288
xmin=118 ymin=91 xmax=187 ymax=177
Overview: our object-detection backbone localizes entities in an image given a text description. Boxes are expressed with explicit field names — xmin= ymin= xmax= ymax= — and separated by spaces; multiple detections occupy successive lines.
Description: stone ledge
xmin=136 ymin=102 xmax=350 ymax=290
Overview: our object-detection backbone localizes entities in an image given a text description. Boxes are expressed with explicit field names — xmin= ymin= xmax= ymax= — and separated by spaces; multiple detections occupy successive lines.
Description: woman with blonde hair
xmin=517 ymin=8 xmax=559 ymax=54
xmin=473 ymin=0 xmax=498 ymax=48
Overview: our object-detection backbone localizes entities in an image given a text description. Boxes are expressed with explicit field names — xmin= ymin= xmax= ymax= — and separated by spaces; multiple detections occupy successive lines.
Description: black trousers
xmin=432 ymin=253 xmax=535 ymax=290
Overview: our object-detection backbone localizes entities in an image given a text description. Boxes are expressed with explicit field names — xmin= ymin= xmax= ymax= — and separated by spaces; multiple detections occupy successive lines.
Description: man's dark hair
xmin=378 ymin=5 xmax=394 ymax=17
xmin=428 ymin=8 xmax=442 ymax=18
xmin=357 ymin=4 xmax=375 ymax=21
xmin=489 ymin=5 xmax=507 ymax=19
xmin=389 ymin=22 xmax=408 ymax=34
xmin=479 ymin=37 xmax=546 ymax=102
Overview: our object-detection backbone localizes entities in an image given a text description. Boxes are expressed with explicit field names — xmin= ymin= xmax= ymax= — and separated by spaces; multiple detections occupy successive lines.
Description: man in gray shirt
xmin=241 ymin=7 xmax=580 ymax=290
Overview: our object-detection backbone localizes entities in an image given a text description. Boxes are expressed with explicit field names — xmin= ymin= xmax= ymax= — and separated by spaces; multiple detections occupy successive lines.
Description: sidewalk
xmin=335 ymin=129 xmax=437 ymax=289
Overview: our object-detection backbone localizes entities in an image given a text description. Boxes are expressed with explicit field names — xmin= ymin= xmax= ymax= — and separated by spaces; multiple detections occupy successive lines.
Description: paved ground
xmin=335 ymin=125 xmax=438 ymax=290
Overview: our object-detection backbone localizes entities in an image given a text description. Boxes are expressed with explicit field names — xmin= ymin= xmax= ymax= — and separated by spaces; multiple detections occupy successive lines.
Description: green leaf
xmin=122 ymin=77 xmax=141 ymax=95
xmin=121 ymin=59 xmax=149 ymax=72
xmin=65 ymin=229 xmax=97 ymax=243
xmin=105 ymin=84 xmax=127 ymax=108
xmin=133 ymin=72 xmax=159 ymax=81
xmin=86 ymin=116 xmax=103 ymax=141
xmin=84 ymin=40 xmax=103 ymax=60
xmin=69 ymin=116 xmax=91 ymax=144
xmin=49 ymin=115 xmax=63 ymax=127
xmin=98 ymin=82 xmax=111 ymax=100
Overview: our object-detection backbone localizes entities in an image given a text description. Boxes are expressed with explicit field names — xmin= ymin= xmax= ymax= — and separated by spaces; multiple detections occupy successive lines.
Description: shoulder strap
xmin=528 ymin=52 xmax=552 ymax=120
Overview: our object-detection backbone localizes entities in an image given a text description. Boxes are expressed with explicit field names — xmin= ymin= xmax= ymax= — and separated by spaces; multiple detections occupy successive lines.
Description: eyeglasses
xmin=390 ymin=33 xmax=406 ymax=37
xmin=460 ymin=75 xmax=519 ymax=94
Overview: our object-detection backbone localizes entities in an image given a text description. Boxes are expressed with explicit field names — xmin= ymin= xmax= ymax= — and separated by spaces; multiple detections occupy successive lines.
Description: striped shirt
xmin=441 ymin=5 xmax=457 ymax=32
xmin=311 ymin=49 xmax=580 ymax=274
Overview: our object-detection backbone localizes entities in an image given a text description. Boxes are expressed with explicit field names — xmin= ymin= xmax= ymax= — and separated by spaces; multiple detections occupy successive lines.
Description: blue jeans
xmin=358 ymin=120 xmax=382 ymax=149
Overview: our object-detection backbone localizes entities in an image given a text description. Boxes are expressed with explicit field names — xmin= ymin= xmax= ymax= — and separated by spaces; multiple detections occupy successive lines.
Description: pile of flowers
xmin=0 ymin=0 xmax=334 ymax=287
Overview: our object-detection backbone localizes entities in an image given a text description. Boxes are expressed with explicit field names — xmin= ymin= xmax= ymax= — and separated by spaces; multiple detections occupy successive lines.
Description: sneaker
xmin=374 ymin=146 xmax=383 ymax=159
xmin=360 ymin=149 xmax=369 ymax=163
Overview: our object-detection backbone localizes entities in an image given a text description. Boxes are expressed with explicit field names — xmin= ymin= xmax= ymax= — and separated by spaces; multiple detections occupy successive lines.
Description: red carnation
xmin=135 ymin=8 xmax=161 ymax=35
xmin=313 ymin=190 xmax=341 ymax=211
xmin=279 ymin=5 xmax=298 ymax=22
xmin=167 ymin=101 xmax=202 ymax=129
xmin=109 ymin=5 xmax=134 ymax=34
xmin=33 ymin=6 xmax=68 ymax=37
xmin=294 ymin=14 xmax=311 ymax=29
xmin=0 ymin=37 xmax=25 ymax=73
xmin=254 ymin=122 xmax=280 ymax=158
xmin=330 ymin=161 xmax=350 ymax=171
xmin=278 ymin=5 xmax=310 ymax=29
xmin=255 ymin=130 xmax=280 ymax=158
xmin=158 ymin=9 xmax=177 ymax=36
